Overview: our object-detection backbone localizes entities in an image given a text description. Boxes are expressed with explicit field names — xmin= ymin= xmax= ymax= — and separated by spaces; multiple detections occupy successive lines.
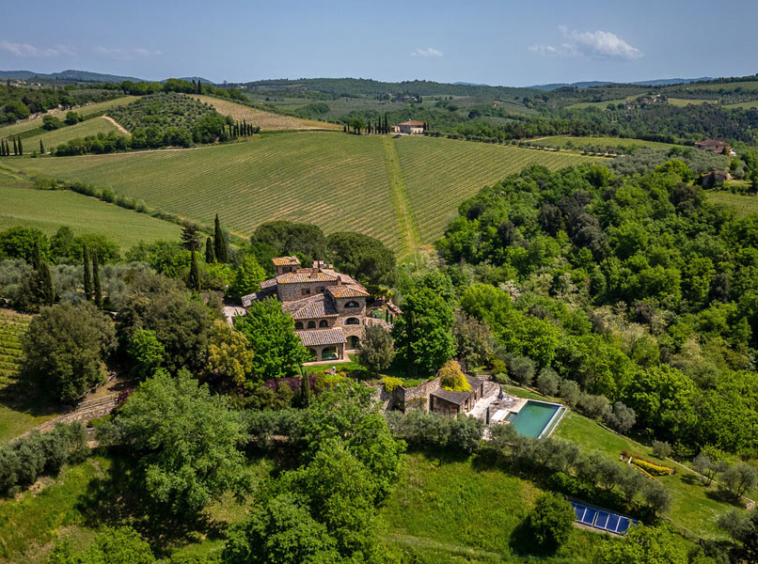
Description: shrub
xmin=721 ymin=463 xmax=758 ymax=498
xmin=631 ymin=457 xmax=674 ymax=477
xmin=315 ymin=372 xmax=346 ymax=392
xmin=578 ymin=393 xmax=610 ymax=419
xmin=604 ymin=401 xmax=636 ymax=433
xmin=381 ymin=377 xmax=403 ymax=393
xmin=559 ymin=379 xmax=581 ymax=407
xmin=652 ymin=440 xmax=673 ymax=459
xmin=536 ymin=367 xmax=560 ymax=396
xmin=507 ymin=356 xmax=535 ymax=386
xmin=439 ymin=360 xmax=470 ymax=392
xmin=527 ymin=492 xmax=575 ymax=551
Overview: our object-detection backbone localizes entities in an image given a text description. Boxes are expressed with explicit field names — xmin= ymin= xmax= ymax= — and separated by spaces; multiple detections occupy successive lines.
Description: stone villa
xmin=390 ymin=120 xmax=426 ymax=135
xmin=242 ymin=256 xmax=387 ymax=362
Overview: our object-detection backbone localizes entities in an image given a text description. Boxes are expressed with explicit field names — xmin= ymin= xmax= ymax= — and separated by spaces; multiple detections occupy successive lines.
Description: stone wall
xmin=394 ymin=376 xmax=442 ymax=412
xmin=277 ymin=280 xmax=338 ymax=302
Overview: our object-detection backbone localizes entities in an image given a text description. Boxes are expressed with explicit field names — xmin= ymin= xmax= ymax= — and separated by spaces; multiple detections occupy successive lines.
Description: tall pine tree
xmin=181 ymin=223 xmax=202 ymax=252
xmin=12 ymin=137 xmax=18 ymax=155
xmin=214 ymin=214 xmax=228 ymax=263
xmin=30 ymin=241 xmax=55 ymax=307
xmin=83 ymin=243 xmax=93 ymax=300
xmin=92 ymin=252 xmax=102 ymax=309
xmin=17 ymin=136 xmax=22 ymax=156
xmin=205 ymin=237 xmax=216 ymax=263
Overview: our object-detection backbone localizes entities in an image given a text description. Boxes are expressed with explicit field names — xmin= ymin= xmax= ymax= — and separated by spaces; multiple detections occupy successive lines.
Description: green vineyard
xmin=0 ymin=309 xmax=29 ymax=388
xmin=6 ymin=132 xmax=597 ymax=254
xmin=395 ymin=136 xmax=598 ymax=243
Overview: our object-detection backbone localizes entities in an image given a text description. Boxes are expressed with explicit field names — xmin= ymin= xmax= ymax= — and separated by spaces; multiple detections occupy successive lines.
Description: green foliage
xmin=381 ymin=376 xmax=403 ymax=392
xmin=116 ymin=272 xmax=211 ymax=373
xmin=359 ymin=324 xmax=395 ymax=376
xmin=252 ymin=221 xmax=327 ymax=266
xmin=108 ymin=370 xmax=251 ymax=518
xmin=595 ymin=525 xmax=688 ymax=564
xmin=393 ymin=287 xmax=455 ymax=376
xmin=205 ymin=320 xmax=254 ymax=389
xmin=527 ymin=492 xmax=575 ymax=551
xmin=230 ymin=254 xmax=265 ymax=299
xmin=326 ymin=231 xmax=396 ymax=285
xmin=21 ymin=301 xmax=116 ymax=402
xmin=127 ymin=328 xmax=165 ymax=380
xmin=48 ymin=526 xmax=155 ymax=564
xmin=0 ymin=226 xmax=49 ymax=263
xmin=42 ymin=114 xmax=64 ymax=130
xmin=386 ymin=410 xmax=484 ymax=454
xmin=234 ymin=298 xmax=308 ymax=381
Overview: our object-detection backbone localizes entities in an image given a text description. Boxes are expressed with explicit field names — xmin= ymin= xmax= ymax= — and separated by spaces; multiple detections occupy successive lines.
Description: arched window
xmin=319 ymin=320 xmax=329 ymax=328
xmin=345 ymin=317 xmax=360 ymax=325
xmin=345 ymin=300 xmax=360 ymax=308
xmin=348 ymin=335 xmax=361 ymax=348
xmin=295 ymin=322 xmax=303 ymax=329
xmin=307 ymin=321 xmax=316 ymax=329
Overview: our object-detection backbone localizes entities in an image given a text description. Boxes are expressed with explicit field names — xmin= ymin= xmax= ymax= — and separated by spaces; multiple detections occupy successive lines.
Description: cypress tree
xmin=41 ymin=260 xmax=54 ymax=305
xmin=205 ymin=236 xmax=216 ymax=263
xmin=17 ymin=136 xmax=22 ymax=156
xmin=39 ymin=139 xmax=44 ymax=154
xmin=299 ymin=371 xmax=312 ymax=407
xmin=214 ymin=214 xmax=228 ymax=263
xmin=83 ymin=243 xmax=93 ymax=299
xmin=187 ymin=250 xmax=201 ymax=291
xmin=31 ymin=242 xmax=54 ymax=306
xmin=12 ymin=137 xmax=18 ymax=155
xmin=92 ymin=253 xmax=102 ymax=309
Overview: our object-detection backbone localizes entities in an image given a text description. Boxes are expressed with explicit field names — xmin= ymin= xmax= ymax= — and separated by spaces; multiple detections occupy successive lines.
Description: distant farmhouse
xmin=242 ymin=256 xmax=391 ymax=362
xmin=390 ymin=120 xmax=426 ymax=135
xmin=695 ymin=139 xmax=737 ymax=156
xmin=700 ymin=170 xmax=733 ymax=188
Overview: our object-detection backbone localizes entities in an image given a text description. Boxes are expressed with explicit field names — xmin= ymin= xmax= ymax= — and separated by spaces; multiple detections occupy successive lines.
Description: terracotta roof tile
xmin=296 ymin=328 xmax=346 ymax=347
xmin=327 ymin=285 xmax=369 ymax=298
xmin=276 ymin=270 xmax=339 ymax=284
xmin=272 ymin=256 xmax=301 ymax=266
xmin=283 ymin=294 xmax=338 ymax=319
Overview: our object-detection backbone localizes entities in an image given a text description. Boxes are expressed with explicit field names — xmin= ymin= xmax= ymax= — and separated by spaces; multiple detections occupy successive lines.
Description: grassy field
xmin=4 ymin=132 xmax=596 ymax=256
xmin=0 ymin=177 xmax=181 ymax=248
xmin=381 ymin=452 xmax=607 ymax=563
xmin=395 ymin=136 xmax=598 ymax=243
xmin=0 ymin=97 xmax=138 ymax=139
xmin=190 ymin=95 xmax=342 ymax=130
xmin=666 ymin=98 xmax=716 ymax=107
xmin=533 ymin=135 xmax=680 ymax=151
xmin=706 ymin=190 xmax=758 ymax=216
xmin=23 ymin=117 xmax=123 ymax=153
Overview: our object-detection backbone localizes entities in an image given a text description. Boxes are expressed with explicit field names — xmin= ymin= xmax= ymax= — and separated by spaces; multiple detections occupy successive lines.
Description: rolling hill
xmin=3 ymin=132 xmax=597 ymax=258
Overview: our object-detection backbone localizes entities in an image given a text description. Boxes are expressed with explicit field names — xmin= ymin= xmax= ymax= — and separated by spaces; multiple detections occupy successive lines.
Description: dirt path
xmin=101 ymin=115 xmax=130 ymax=136
xmin=382 ymin=136 xmax=421 ymax=265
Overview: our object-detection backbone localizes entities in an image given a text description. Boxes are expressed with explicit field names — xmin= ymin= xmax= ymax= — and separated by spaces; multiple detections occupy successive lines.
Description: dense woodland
xmin=0 ymin=83 xmax=122 ymax=125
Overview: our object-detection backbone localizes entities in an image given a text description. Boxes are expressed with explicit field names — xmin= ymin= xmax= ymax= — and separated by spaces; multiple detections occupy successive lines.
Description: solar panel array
xmin=571 ymin=502 xmax=637 ymax=534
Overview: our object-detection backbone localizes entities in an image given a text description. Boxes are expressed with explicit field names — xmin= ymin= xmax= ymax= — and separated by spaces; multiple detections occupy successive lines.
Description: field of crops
xmin=0 ymin=97 xmax=138 ymax=139
xmin=724 ymin=99 xmax=758 ymax=110
xmin=23 ymin=117 xmax=123 ymax=152
xmin=3 ymin=132 xmax=599 ymax=253
xmin=706 ymin=190 xmax=758 ymax=217
xmin=534 ymin=135 xmax=680 ymax=151
xmin=395 ymin=137 xmax=598 ymax=243
xmin=0 ymin=176 xmax=181 ymax=247
xmin=9 ymin=132 xmax=402 ymax=248
xmin=190 ymin=95 xmax=342 ymax=131
xmin=566 ymin=98 xmax=627 ymax=110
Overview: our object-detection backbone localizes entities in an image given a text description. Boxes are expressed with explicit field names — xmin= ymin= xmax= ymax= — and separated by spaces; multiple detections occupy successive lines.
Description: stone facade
xmin=242 ymin=257 xmax=379 ymax=362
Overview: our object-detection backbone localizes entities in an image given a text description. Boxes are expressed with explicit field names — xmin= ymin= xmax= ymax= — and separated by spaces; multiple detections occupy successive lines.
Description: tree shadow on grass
xmin=76 ymin=451 xmax=227 ymax=558
xmin=705 ymin=487 xmax=744 ymax=507
xmin=508 ymin=519 xmax=561 ymax=559
xmin=680 ymin=473 xmax=703 ymax=486
xmin=0 ymin=378 xmax=63 ymax=418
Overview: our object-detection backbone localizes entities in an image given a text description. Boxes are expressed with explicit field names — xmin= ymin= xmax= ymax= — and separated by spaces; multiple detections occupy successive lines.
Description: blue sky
xmin=2 ymin=0 xmax=757 ymax=86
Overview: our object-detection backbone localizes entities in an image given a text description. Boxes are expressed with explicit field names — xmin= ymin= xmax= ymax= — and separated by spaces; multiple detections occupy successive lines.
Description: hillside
xmin=190 ymin=94 xmax=342 ymax=130
xmin=3 ymin=133 xmax=596 ymax=257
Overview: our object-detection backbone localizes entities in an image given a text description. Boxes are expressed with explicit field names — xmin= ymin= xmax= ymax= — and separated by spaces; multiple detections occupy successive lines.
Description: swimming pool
xmin=506 ymin=400 xmax=563 ymax=438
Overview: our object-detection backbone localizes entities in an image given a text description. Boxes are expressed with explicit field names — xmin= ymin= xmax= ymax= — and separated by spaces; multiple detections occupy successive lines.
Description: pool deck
xmin=487 ymin=395 xmax=566 ymax=438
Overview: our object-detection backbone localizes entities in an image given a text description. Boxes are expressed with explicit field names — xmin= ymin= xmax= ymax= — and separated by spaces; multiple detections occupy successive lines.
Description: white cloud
xmin=530 ymin=27 xmax=642 ymax=60
xmin=95 ymin=46 xmax=162 ymax=60
xmin=0 ymin=40 xmax=75 ymax=58
xmin=411 ymin=47 xmax=443 ymax=58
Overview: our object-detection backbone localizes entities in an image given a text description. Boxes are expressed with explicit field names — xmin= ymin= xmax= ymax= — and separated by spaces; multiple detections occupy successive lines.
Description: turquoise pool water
xmin=506 ymin=401 xmax=562 ymax=438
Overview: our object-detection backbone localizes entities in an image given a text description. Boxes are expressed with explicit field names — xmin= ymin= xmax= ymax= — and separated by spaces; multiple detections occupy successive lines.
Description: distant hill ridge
xmin=530 ymin=77 xmax=714 ymax=91
xmin=0 ymin=69 xmax=214 ymax=85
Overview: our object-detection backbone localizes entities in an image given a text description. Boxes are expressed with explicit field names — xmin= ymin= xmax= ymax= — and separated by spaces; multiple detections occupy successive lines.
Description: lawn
xmin=0 ymin=177 xmax=181 ymax=249
xmin=706 ymin=190 xmax=758 ymax=217
xmin=23 ymin=117 xmax=123 ymax=153
xmin=380 ymin=452 xmax=608 ymax=563
xmin=0 ymin=97 xmax=138 ymax=139
xmin=724 ymin=99 xmax=758 ymax=110
xmin=666 ymin=98 xmax=717 ymax=107
xmin=504 ymin=385 xmax=747 ymax=540
xmin=190 ymin=95 xmax=342 ymax=130
xmin=566 ymin=99 xmax=627 ymax=110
